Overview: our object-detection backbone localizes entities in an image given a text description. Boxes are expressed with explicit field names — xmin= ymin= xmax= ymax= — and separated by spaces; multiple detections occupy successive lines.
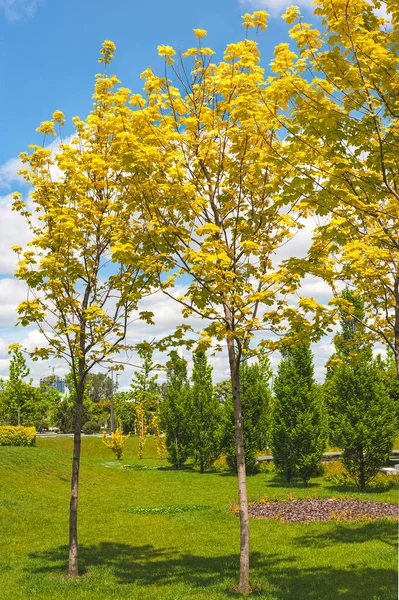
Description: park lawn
xmin=0 ymin=436 xmax=397 ymax=600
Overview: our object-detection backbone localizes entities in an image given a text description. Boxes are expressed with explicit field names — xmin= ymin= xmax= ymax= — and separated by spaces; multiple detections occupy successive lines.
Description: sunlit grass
xmin=0 ymin=436 xmax=397 ymax=599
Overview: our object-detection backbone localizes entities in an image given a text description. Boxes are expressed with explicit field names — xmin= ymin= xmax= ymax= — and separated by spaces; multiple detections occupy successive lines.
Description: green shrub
xmin=0 ymin=426 xmax=36 ymax=446
xmin=258 ymin=460 xmax=276 ymax=474
xmin=82 ymin=421 xmax=101 ymax=434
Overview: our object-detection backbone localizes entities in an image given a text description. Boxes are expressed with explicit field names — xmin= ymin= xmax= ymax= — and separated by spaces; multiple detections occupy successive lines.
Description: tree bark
xmin=226 ymin=336 xmax=250 ymax=593
xmin=394 ymin=280 xmax=399 ymax=377
xmin=68 ymin=382 xmax=84 ymax=576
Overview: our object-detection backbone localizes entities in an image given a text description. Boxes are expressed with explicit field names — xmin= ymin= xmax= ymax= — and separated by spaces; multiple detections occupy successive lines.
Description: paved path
xmin=257 ymin=450 xmax=399 ymax=462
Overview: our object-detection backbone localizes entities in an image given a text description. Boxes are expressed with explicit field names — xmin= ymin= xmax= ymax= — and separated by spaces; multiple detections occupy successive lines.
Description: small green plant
xmin=102 ymin=428 xmax=130 ymax=460
xmin=258 ymin=460 xmax=275 ymax=474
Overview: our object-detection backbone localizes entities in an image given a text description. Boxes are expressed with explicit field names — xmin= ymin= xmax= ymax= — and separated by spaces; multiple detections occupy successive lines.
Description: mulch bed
xmin=248 ymin=499 xmax=398 ymax=522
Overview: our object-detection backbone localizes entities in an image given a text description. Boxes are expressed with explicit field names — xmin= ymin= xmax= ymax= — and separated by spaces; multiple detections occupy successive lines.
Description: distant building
xmin=40 ymin=375 xmax=66 ymax=394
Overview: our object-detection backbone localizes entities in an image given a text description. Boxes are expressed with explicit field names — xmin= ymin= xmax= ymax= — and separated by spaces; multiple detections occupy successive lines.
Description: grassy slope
xmin=0 ymin=436 xmax=397 ymax=600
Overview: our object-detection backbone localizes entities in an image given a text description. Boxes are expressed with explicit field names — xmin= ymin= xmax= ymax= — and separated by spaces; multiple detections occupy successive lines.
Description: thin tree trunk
xmin=394 ymin=280 xmax=399 ymax=378
xmin=17 ymin=406 xmax=20 ymax=426
xmin=226 ymin=336 xmax=250 ymax=593
xmin=359 ymin=448 xmax=366 ymax=492
xmin=68 ymin=384 xmax=84 ymax=576
xmin=110 ymin=400 xmax=115 ymax=433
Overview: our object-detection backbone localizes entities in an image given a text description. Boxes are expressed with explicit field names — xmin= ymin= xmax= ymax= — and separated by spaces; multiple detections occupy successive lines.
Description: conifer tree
xmin=190 ymin=349 xmax=221 ymax=473
xmin=160 ymin=351 xmax=192 ymax=469
xmin=327 ymin=290 xmax=397 ymax=490
xmin=330 ymin=356 xmax=396 ymax=490
xmin=6 ymin=347 xmax=30 ymax=426
xmin=222 ymin=352 xmax=272 ymax=474
xmin=272 ymin=335 xmax=327 ymax=486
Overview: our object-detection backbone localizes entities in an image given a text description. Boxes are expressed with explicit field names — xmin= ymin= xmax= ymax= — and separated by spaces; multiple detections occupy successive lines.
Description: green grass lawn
xmin=0 ymin=436 xmax=397 ymax=600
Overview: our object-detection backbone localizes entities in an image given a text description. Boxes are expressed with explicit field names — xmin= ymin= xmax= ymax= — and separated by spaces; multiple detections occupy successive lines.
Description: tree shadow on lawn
xmin=27 ymin=540 xmax=397 ymax=599
xmin=264 ymin=475 xmax=322 ymax=489
xmin=293 ymin=520 xmax=398 ymax=550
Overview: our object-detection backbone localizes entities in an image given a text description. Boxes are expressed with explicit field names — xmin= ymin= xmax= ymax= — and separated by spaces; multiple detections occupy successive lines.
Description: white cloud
xmin=0 ymin=0 xmax=41 ymax=21
xmin=0 ymin=156 xmax=24 ymax=188
xmin=0 ymin=194 xmax=31 ymax=274
xmin=0 ymin=277 xmax=29 ymax=327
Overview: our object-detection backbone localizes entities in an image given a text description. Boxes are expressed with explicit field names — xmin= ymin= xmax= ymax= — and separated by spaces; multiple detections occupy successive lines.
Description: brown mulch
xmin=248 ymin=499 xmax=399 ymax=522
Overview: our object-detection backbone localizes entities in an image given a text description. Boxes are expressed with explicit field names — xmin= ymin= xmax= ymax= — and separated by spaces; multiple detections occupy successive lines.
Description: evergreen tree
xmin=327 ymin=290 xmax=397 ymax=490
xmin=190 ymin=349 xmax=221 ymax=473
xmin=271 ymin=335 xmax=327 ymax=486
xmin=221 ymin=352 xmax=272 ymax=474
xmin=159 ymin=351 xmax=192 ymax=469
xmin=6 ymin=347 xmax=30 ymax=426
xmin=331 ymin=356 xmax=397 ymax=491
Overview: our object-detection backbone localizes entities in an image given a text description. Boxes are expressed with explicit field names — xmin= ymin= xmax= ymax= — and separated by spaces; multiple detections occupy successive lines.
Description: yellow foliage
xmin=102 ymin=428 xmax=130 ymax=460
xmin=0 ymin=426 xmax=36 ymax=446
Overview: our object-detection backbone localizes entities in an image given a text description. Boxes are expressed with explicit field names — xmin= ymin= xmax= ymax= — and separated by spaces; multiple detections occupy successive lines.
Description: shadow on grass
xmin=264 ymin=475 xmax=322 ymax=489
xmin=27 ymin=539 xmax=397 ymax=599
xmin=294 ymin=520 xmax=398 ymax=550
xmin=324 ymin=483 xmax=399 ymax=495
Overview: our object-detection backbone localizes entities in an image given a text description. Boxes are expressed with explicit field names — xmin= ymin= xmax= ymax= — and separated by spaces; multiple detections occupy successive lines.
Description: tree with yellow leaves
xmin=102 ymin=427 xmax=130 ymax=460
xmin=113 ymin=12 xmax=326 ymax=591
xmin=12 ymin=42 xmax=155 ymax=577
xmin=276 ymin=1 xmax=399 ymax=374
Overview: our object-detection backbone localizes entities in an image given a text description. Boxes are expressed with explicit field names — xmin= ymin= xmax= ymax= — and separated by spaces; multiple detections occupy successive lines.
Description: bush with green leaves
xmin=82 ymin=421 xmax=101 ymax=434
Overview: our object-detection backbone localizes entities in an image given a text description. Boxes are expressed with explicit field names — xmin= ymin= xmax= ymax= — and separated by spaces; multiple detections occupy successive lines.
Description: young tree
xmin=159 ymin=351 xmax=192 ymax=469
xmin=6 ymin=347 xmax=30 ymax=426
xmin=113 ymin=14 xmax=326 ymax=590
xmin=271 ymin=335 xmax=327 ymax=486
xmin=190 ymin=349 xmax=221 ymax=473
xmin=278 ymin=1 xmax=399 ymax=376
xmin=130 ymin=345 xmax=161 ymax=459
xmin=0 ymin=378 xmax=7 ymax=424
xmin=11 ymin=42 xmax=154 ymax=576
xmin=115 ymin=391 xmax=136 ymax=435
xmin=324 ymin=288 xmax=370 ymax=442
xmin=326 ymin=291 xmax=397 ymax=490
xmin=330 ymin=355 xmax=397 ymax=490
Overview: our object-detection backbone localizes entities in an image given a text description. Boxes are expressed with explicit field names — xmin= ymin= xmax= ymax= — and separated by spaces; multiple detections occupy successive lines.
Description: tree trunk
xmin=68 ymin=384 xmax=84 ymax=576
xmin=110 ymin=400 xmax=115 ymax=433
xmin=394 ymin=280 xmax=399 ymax=378
xmin=17 ymin=406 xmax=20 ymax=426
xmin=226 ymin=336 xmax=250 ymax=593
xmin=359 ymin=449 xmax=366 ymax=492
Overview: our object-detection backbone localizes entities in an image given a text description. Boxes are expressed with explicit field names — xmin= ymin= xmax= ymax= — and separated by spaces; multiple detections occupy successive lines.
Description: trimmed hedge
xmin=0 ymin=426 xmax=36 ymax=446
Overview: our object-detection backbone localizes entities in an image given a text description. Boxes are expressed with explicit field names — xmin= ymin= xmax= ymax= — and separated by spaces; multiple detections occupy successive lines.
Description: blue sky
xmin=0 ymin=0 xmax=341 ymax=387
xmin=0 ymin=0 xmax=316 ymax=164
